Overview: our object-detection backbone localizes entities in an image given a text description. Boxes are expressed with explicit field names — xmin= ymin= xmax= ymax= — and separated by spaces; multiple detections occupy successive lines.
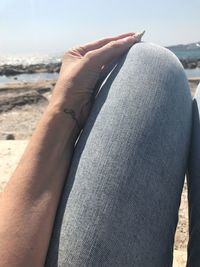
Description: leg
xmin=45 ymin=43 xmax=192 ymax=267
xmin=187 ymin=83 xmax=200 ymax=267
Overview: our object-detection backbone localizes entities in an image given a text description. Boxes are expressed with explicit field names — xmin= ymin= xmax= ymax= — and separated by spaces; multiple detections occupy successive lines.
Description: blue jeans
xmin=45 ymin=43 xmax=200 ymax=266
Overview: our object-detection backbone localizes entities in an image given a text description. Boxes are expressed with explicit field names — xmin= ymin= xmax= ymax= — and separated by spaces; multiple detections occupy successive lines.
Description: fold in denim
xmin=45 ymin=43 xmax=193 ymax=267
xmin=187 ymin=82 xmax=200 ymax=267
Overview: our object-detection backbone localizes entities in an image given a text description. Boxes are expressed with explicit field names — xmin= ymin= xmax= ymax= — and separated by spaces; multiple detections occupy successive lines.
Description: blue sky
xmin=0 ymin=0 xmax=199 ymax=54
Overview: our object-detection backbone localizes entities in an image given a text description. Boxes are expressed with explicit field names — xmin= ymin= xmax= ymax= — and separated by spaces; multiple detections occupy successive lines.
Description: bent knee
xmin=115 ymin=42 xmax=191 ymax=104
xmin=126 ymin=42 xmax=185 ymax=77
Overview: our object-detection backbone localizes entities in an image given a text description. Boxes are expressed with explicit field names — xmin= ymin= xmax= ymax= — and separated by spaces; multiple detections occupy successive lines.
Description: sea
xmin=0 ymin=42 xmax=200 ymax=83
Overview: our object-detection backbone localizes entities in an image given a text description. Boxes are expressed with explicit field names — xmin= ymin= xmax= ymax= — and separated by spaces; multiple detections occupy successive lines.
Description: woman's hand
xmin=48 ymin=32 xmax=142 ymax=129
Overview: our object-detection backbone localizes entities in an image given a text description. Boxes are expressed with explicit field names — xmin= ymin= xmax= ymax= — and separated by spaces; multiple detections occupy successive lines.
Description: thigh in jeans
xmin=45 ymin=43 xmax=192 ymax=267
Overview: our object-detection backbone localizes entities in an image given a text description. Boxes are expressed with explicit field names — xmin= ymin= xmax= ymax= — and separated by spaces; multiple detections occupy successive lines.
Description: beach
xmin=0 ymin=57 xmax=200 ymax=266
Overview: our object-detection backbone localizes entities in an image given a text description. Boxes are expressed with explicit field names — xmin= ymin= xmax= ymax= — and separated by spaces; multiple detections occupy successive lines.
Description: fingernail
xmin=134 ymin=30 xmax=145 ymax=42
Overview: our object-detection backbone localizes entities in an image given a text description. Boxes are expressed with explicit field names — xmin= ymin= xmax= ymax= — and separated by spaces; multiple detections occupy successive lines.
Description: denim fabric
xmin=187 ymin=83 xmax=200 ymax=267
xmin=45 ymin=43 xmax=193 ymax=267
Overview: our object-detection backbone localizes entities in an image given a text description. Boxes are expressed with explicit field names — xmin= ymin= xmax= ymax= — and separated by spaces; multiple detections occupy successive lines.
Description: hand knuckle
xmin=78 ymin=46 xmax=87 ymax=55
xmin=109 ymin=41 xmax=119 ymax=49
xmin=85 ymin=51 xmax=94 ymax=60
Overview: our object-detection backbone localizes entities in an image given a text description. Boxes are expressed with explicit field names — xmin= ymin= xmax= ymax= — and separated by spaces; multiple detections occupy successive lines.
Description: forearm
xmin=0 ymin=102 xmax=80 ymax=267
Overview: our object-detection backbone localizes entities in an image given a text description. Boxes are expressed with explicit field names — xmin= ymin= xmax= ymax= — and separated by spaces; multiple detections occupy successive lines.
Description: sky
xmin=0 ymin=0 xmax=200 ymax=55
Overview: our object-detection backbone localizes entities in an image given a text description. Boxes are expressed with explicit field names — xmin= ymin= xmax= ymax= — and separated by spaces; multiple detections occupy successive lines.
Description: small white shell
xmin=134 ymin=30 xmax=145 ymax=42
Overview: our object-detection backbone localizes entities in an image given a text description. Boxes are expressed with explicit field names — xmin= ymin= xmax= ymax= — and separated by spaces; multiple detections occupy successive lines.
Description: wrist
xmin=47 ymin=79 xmax=93 ymax=131
xmin=45 ymin=101 xmax=82 ymax=134
xmin=49 ymin=83 xmax=84 ymax=113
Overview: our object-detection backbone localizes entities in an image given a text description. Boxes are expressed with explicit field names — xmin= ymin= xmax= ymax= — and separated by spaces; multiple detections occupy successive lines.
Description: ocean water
xmin=0 ymin=53 xmax=61 ymax=83
xmin=0 ymin=73 xmax=59 ymax=83
xmin=0 ymin=53 xmax=62 ymax=66
xmin=185 ymin=68 xmax=200 ymax=78
xmin=167 ymin=42 xmax=200 ymax=60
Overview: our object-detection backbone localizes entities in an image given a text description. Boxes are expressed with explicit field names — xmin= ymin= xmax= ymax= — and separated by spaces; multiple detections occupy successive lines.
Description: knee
xmin=118 ymin=42 xmax=190 ymax=101
xmin=125 ymin=42 xmax=186 ymax=82
xmin=128 ymin=42 xmax=183 ymax=69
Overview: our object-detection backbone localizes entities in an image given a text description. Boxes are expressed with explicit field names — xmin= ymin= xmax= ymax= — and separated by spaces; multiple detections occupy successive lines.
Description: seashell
xmin=134 ymin=30 xmax=145 ymax=42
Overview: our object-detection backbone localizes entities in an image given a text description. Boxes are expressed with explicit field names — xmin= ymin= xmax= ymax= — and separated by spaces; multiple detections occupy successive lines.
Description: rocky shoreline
xmin=180 ymin=59 xmax=200 ymax=69
xmin=0 ymin=63 xmax=61 ymax=76
xmin=0 ymin=57 xmax=200 ymax=77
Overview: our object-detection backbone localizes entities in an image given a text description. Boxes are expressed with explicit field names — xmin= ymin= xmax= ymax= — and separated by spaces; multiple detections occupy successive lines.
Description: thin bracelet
xmin=63 ymin=108 xmax=81 ymax=131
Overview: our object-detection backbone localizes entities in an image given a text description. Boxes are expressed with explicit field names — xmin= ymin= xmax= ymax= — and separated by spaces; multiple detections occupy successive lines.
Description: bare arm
xmin=0 ymin=32 xmax=142 ymax=267
xmin=0 ymin=103 xmax=79 ymax=267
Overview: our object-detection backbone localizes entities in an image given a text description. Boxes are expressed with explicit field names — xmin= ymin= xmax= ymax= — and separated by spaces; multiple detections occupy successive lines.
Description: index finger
xmin=85 ymin=35 xmax=137 ymax=67
xmin=79 ymin=32 xmax=135 ymax=55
